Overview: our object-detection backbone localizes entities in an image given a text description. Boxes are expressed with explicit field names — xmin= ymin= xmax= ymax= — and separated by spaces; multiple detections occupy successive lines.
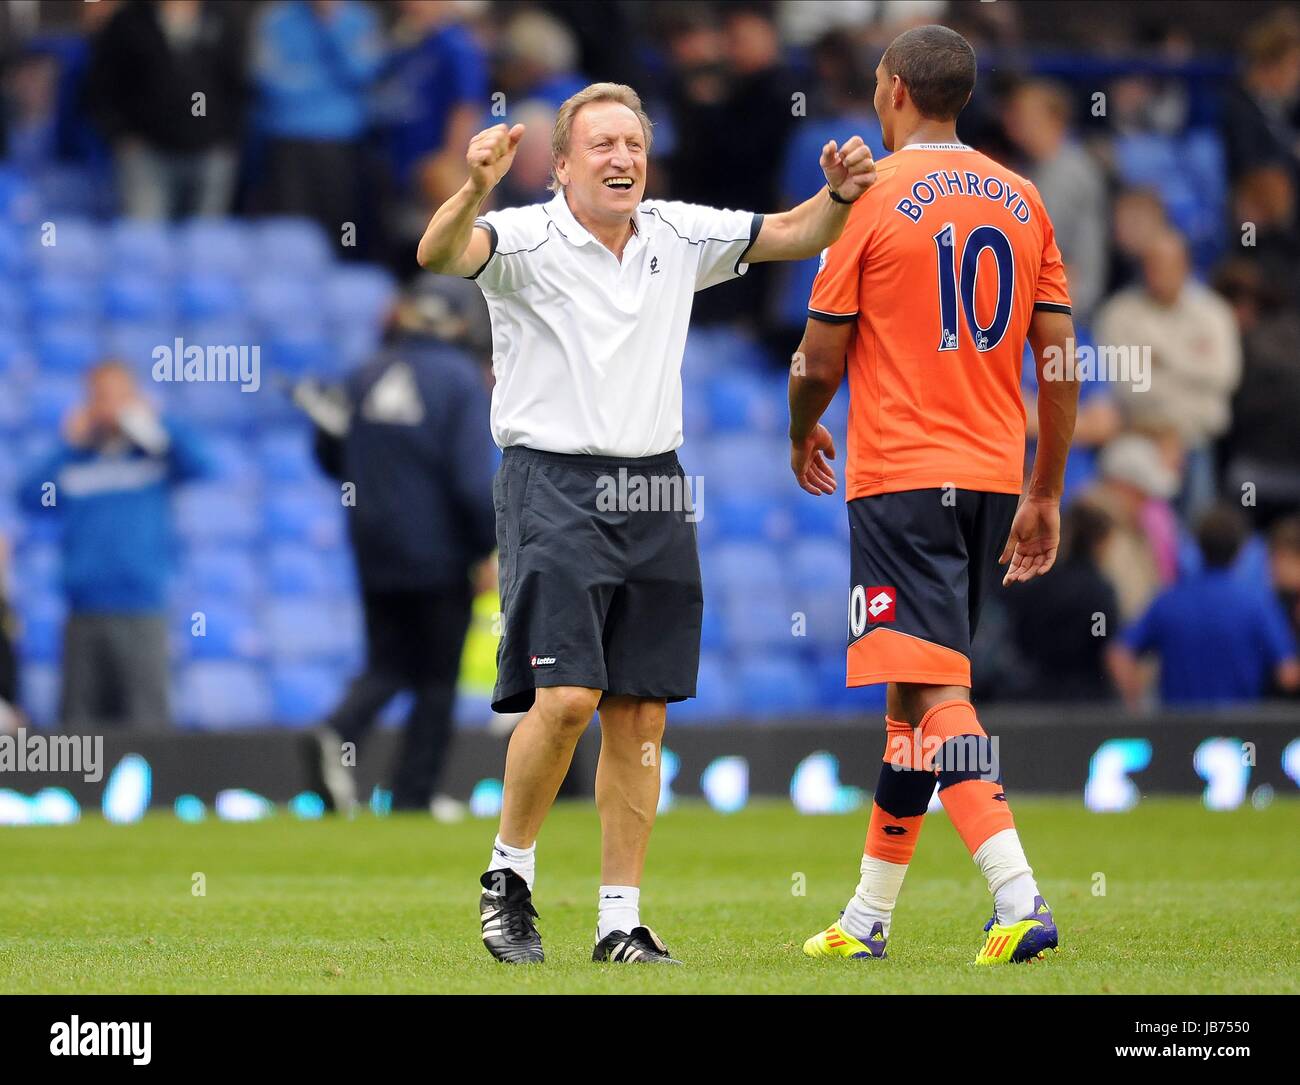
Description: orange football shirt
xmin=809 ymin=143 xmax=1071 ymax=500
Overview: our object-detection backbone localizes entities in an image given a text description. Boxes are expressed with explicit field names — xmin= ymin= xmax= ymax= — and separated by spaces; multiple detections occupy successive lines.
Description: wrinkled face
xmin=873 ymin=61 xmax=896 ymax=151
xmin=556 ymin=101 xmax=647 ymax=226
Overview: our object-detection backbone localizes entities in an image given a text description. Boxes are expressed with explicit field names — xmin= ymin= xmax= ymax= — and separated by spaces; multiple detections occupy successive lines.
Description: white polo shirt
xmin=470 ymin=190 xmax=762 ymax=457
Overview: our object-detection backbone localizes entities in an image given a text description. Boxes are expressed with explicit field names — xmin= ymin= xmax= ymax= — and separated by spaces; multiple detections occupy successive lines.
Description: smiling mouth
xmin=602 ymin=177 xmax=635 ymax=190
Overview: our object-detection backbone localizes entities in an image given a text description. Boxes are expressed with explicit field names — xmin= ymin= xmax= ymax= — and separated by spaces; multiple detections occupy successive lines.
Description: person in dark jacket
xmin=85 ymin=0 xmax=245 ymax=219
xmin=303 ymin=276 xmax=497 ymax=814
xmin=999 ymin=501 xmax=1121 ymax=702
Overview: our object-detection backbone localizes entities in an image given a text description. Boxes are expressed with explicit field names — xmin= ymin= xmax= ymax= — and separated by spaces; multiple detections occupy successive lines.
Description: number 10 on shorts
xmin=850 ymin=584 xmax=896 ymax=635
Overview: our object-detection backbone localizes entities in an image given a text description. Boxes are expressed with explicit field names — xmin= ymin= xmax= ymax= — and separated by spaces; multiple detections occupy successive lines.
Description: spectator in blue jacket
xmin=300 ymin=275 xmax=497 ymax=815
xmin=371 ymin=0 xmax=488 ymax=270
xmin=20 ymin=360 xmax=212 ymax=730
xmin=251 ymin=0 xmax=383 ymax=243
xmin=1108 ymin=504 xmax=1300 ymax=709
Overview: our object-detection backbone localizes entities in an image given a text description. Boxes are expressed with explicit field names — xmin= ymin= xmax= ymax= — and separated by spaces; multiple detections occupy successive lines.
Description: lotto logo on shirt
xmin=866 ymin=586 xmax=896 ymax=623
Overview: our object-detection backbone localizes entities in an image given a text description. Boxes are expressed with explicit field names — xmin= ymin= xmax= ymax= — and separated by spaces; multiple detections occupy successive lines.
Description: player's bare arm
xmin=416 ymin=122 xmax=525 ymax=275
xmin=746 ymin=136 xmax=877 ymax=263
xmin=1000 ymin=309 xmax=1080 ymax=586
xmin=788 ymin=316 xmax=852 ymax=496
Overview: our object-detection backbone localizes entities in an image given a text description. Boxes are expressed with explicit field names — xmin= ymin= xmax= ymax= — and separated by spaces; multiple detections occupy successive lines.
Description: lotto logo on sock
xmin=866 ymin=586 xmax=896 ymax=623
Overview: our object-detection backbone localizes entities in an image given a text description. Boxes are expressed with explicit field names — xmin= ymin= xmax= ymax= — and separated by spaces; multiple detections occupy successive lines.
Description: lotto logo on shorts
xmin=530 ymin=655 xmax=557 ymax=668
xmin=865 ymin=586 xmax=896 ymax=623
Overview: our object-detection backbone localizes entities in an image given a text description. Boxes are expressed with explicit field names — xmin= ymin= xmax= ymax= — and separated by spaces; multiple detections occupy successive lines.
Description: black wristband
xmin=827 ymin=186 xmax=855 ymax=205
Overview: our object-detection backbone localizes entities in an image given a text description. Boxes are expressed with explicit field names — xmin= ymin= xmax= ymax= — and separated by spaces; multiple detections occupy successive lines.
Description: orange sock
xmin=865 ymin=716 xmax=934 ymax=863
xmin=917 ymin=700 xmax=1015 ymax=855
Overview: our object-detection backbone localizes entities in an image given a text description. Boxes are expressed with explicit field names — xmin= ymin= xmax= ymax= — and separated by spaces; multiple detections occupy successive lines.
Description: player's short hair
xmin=881 ymin=24 xmax=976 ymax=121
xmin=1196 ymin=504 xmax=1248 ymax=569
xmin=549 ymin=83 xmax=654 ymax=192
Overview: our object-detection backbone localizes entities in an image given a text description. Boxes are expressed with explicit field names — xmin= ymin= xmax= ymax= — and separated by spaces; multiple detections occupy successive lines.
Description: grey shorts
xmin=492 ymin=446 xmax=703 ymax=713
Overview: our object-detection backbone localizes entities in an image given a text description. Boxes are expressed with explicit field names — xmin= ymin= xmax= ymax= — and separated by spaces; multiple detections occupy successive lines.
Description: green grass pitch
xmin=1 ymin=797 xmax=1296 ymax=994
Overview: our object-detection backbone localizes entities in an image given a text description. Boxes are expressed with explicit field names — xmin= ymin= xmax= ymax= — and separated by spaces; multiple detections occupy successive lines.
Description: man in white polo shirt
xmin=418 ymin=82 xmax=875 ymax=965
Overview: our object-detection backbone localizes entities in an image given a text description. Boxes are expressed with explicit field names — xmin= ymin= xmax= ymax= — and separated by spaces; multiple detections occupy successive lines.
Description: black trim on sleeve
xmin=734 ymin=213 xmax=765 ymax=274
xmin=807 ymin=308 xmax=857 ymax=324
xmin=465 ymin=220 xmax=498 ymax=281
xmin=1033 ymin=301 xmax=1072 ymax=315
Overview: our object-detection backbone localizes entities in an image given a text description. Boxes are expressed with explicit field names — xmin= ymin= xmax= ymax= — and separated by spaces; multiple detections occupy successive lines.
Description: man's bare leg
xmin=589 ymin=694 xmax=678 ymax=959
xmin=594 ymin=694 xmax=665 ymax=886
xmin=496 ymin=685 xmax=602 ymax=849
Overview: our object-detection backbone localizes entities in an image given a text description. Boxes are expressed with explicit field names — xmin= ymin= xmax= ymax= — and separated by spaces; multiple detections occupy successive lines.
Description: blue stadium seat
xmin=813 ymin=650 xmax=885 ymax=712
xmin=0 ymin=285 xmax=26 ymax=330
xmin=266 ymin=546 xmax=336 ymax=596
xmin=204 ymin=433 xmax=262 ymax=483
xmin=792 ymin=588 xmax=845 ymax=650
xmin=106 ymin=221 xmax=176 ymax=278
xmin=270 ymin=663 xmax=346 ymax=727
xmin=176 ymin=662 xmax=272 ymax=729
xmin=263 ymin=487 xmax=345 ymax=549
xmin=27 ymin=375 xmax=81 ymax=429
xmin=335 ymin=323 xmax=385 ymax=371
xmin=700 ymin=600 xmax=725 ymax=652
xmin=17 ymin=593 xmax=65 ymax=663
xmin=176 ymin=219 xmax=254 ymax=277
xmin=720 ymin=589 xmax=794 ymax=651
xmin=34 ymin=325 xmax=101 ymax=375
xmin=177 ymin=273 xmax=247 ymax=321
xmin=181 ymin=599 xmax=266 ymax=661
xmin=174 ymin=484 xmax=262 ymax=542
xmin=263 ymin=598 xmax=360 ymax=662
xmin=704 ymin=371 xmax=784 ymax=434
xmin=105 ymin=273 xmax=174 ymax=322
xmin=104 ymin=321 xmax=173 ymax=374
xmin=789 ymin=538 xmax=849 ymax=592
xmin=702 ymin=541 xmax=784 ymax=594
xmin=707 ymin=493 xmax=795 ymax=542
xmin=325 ymin=265 xmax=398 ymax=328
xmin=20 ymin=663 xmax=60 ymax=728
xmin=736 ymin=653 xmax=816 ymax=717
xmin=30 ymin=274 xmax=102 ymax=322
xmin=28 ymin=218 xmax=103 ymax=278
xmin=182 ymin=547 xmax=262 ymax=601
xmin=255 ymin=217 xmax=333 ymax=274
xmin=0 ymin=329 xmax=32 ymax=380
xmin=0 ymin=221 xmax=32 ymax=280
xmin=669 ymin=653 xmax=736 ymax=722
xmin=263 ymin=327 xmax=340 ymax=378
xmin=697 ymin=433 xmax=789 ymax=499
xmin=789 ymin=492 xmax=848 ymax=539
xmin=258 ymin=428 xmax=317 ymax=484
xmin=166 ymin=374 xmax=261 ymax=431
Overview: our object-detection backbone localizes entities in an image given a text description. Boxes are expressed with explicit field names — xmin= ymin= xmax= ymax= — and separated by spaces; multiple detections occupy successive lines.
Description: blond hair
xmin=548 ymin=82 xmax=653 ymax=192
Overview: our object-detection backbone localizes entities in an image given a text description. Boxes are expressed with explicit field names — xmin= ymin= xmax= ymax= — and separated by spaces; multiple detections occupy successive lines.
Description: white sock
xmin=840 ymin=855 xmax=907 ymax=940
xmin=485 ymin=835 xmax=535 ymax=892
xmin=973 ymin=828 xmax=1039 ymax=924
xmin=597 ymin=885 xmax=640 ymax=940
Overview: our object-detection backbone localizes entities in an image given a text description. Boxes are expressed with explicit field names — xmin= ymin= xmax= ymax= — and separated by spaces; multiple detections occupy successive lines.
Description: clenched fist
xmin=821 ymin=135 xmax=876 ymax=203
xmin=467 ymin=123 xmax=526 ymax=196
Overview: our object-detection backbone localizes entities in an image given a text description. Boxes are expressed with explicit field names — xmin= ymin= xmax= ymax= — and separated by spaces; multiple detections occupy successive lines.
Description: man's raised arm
xmin=746 ymin=137 xmax=877 ymax=263
xmin=417 ymin=123 xmax=525 ymax=276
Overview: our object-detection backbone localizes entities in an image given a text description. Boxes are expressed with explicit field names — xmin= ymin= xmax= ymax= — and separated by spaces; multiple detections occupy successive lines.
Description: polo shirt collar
xmin=546 ymin=188 xmax=643 ymax=248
